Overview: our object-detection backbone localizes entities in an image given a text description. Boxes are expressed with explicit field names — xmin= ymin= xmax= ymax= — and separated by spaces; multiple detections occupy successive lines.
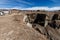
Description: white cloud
xmin=50 ymin=7 xmax=60 ymax=10
xmin=0 ymin=6 xmax=60 ymax=11
xmin=21 ymin=7 xmax=49 ymax=10
xmin=0 ymin=0 xmax=13 ymax=4
xmin=20 ymin=6 xmax=60 ymax=11
xmin=0 ymin=0 xmax=9 ymax=4
xmin=16 ymin=0 xmax=33 ymax=5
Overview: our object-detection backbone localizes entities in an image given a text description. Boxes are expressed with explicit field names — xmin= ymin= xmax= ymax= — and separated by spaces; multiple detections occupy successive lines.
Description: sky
xmin=0 ymin=0 xmax=60 ymax=10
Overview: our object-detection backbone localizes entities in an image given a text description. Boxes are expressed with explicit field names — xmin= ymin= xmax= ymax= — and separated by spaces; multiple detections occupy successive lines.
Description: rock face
xmin=0 ymin=14 xmax=48 ymax=40
xmin=23 ymin=13 xmax=60 ymax=40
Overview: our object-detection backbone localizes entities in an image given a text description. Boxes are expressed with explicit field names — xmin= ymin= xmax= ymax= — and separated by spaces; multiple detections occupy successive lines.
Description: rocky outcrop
xmin=23 ymin=13 xmax=60 ymax=40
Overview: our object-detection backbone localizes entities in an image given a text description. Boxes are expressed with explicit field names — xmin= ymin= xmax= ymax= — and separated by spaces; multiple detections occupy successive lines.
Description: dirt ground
xmin=0 ymin=14 xmax=48 ymax=40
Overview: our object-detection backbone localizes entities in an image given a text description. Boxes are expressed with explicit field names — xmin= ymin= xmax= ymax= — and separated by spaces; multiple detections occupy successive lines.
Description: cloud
xmin=3 ymin=6 xmax=59 ymax=11
xmin=0 ymin=0 xmax=33 ymax=8
xmin=16 ymin=0 xmax=33 ymax=5
xmin=0 ymin=0 xmax=8 ymax=4
xmin=0 ymin=6 xmax=60 ymax=11
xmin=22 ymin=7 xmax=49 ymax=10
xmin=0 ymin=0 xmax=15 ymax=4
xmin=18 ymin=6 xmax=60 ymax=11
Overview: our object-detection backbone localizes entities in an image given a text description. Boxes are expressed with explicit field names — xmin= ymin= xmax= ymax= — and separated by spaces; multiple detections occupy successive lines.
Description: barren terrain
xmin=0 ymin=14 xmax=48 ymax=40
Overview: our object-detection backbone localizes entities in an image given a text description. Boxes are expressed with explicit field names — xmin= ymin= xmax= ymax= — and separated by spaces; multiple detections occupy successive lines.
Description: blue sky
xmin=0 ymin=0 xmax=60 ymax=10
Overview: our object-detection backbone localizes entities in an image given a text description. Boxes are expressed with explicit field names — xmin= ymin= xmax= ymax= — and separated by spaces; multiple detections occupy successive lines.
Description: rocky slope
xmin=0 ymin=14 xmax=48 ymax=40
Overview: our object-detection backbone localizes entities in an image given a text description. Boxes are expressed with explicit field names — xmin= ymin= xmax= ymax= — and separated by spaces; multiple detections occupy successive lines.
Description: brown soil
xmin=0 ymin=14 xmax=48 ymax=40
